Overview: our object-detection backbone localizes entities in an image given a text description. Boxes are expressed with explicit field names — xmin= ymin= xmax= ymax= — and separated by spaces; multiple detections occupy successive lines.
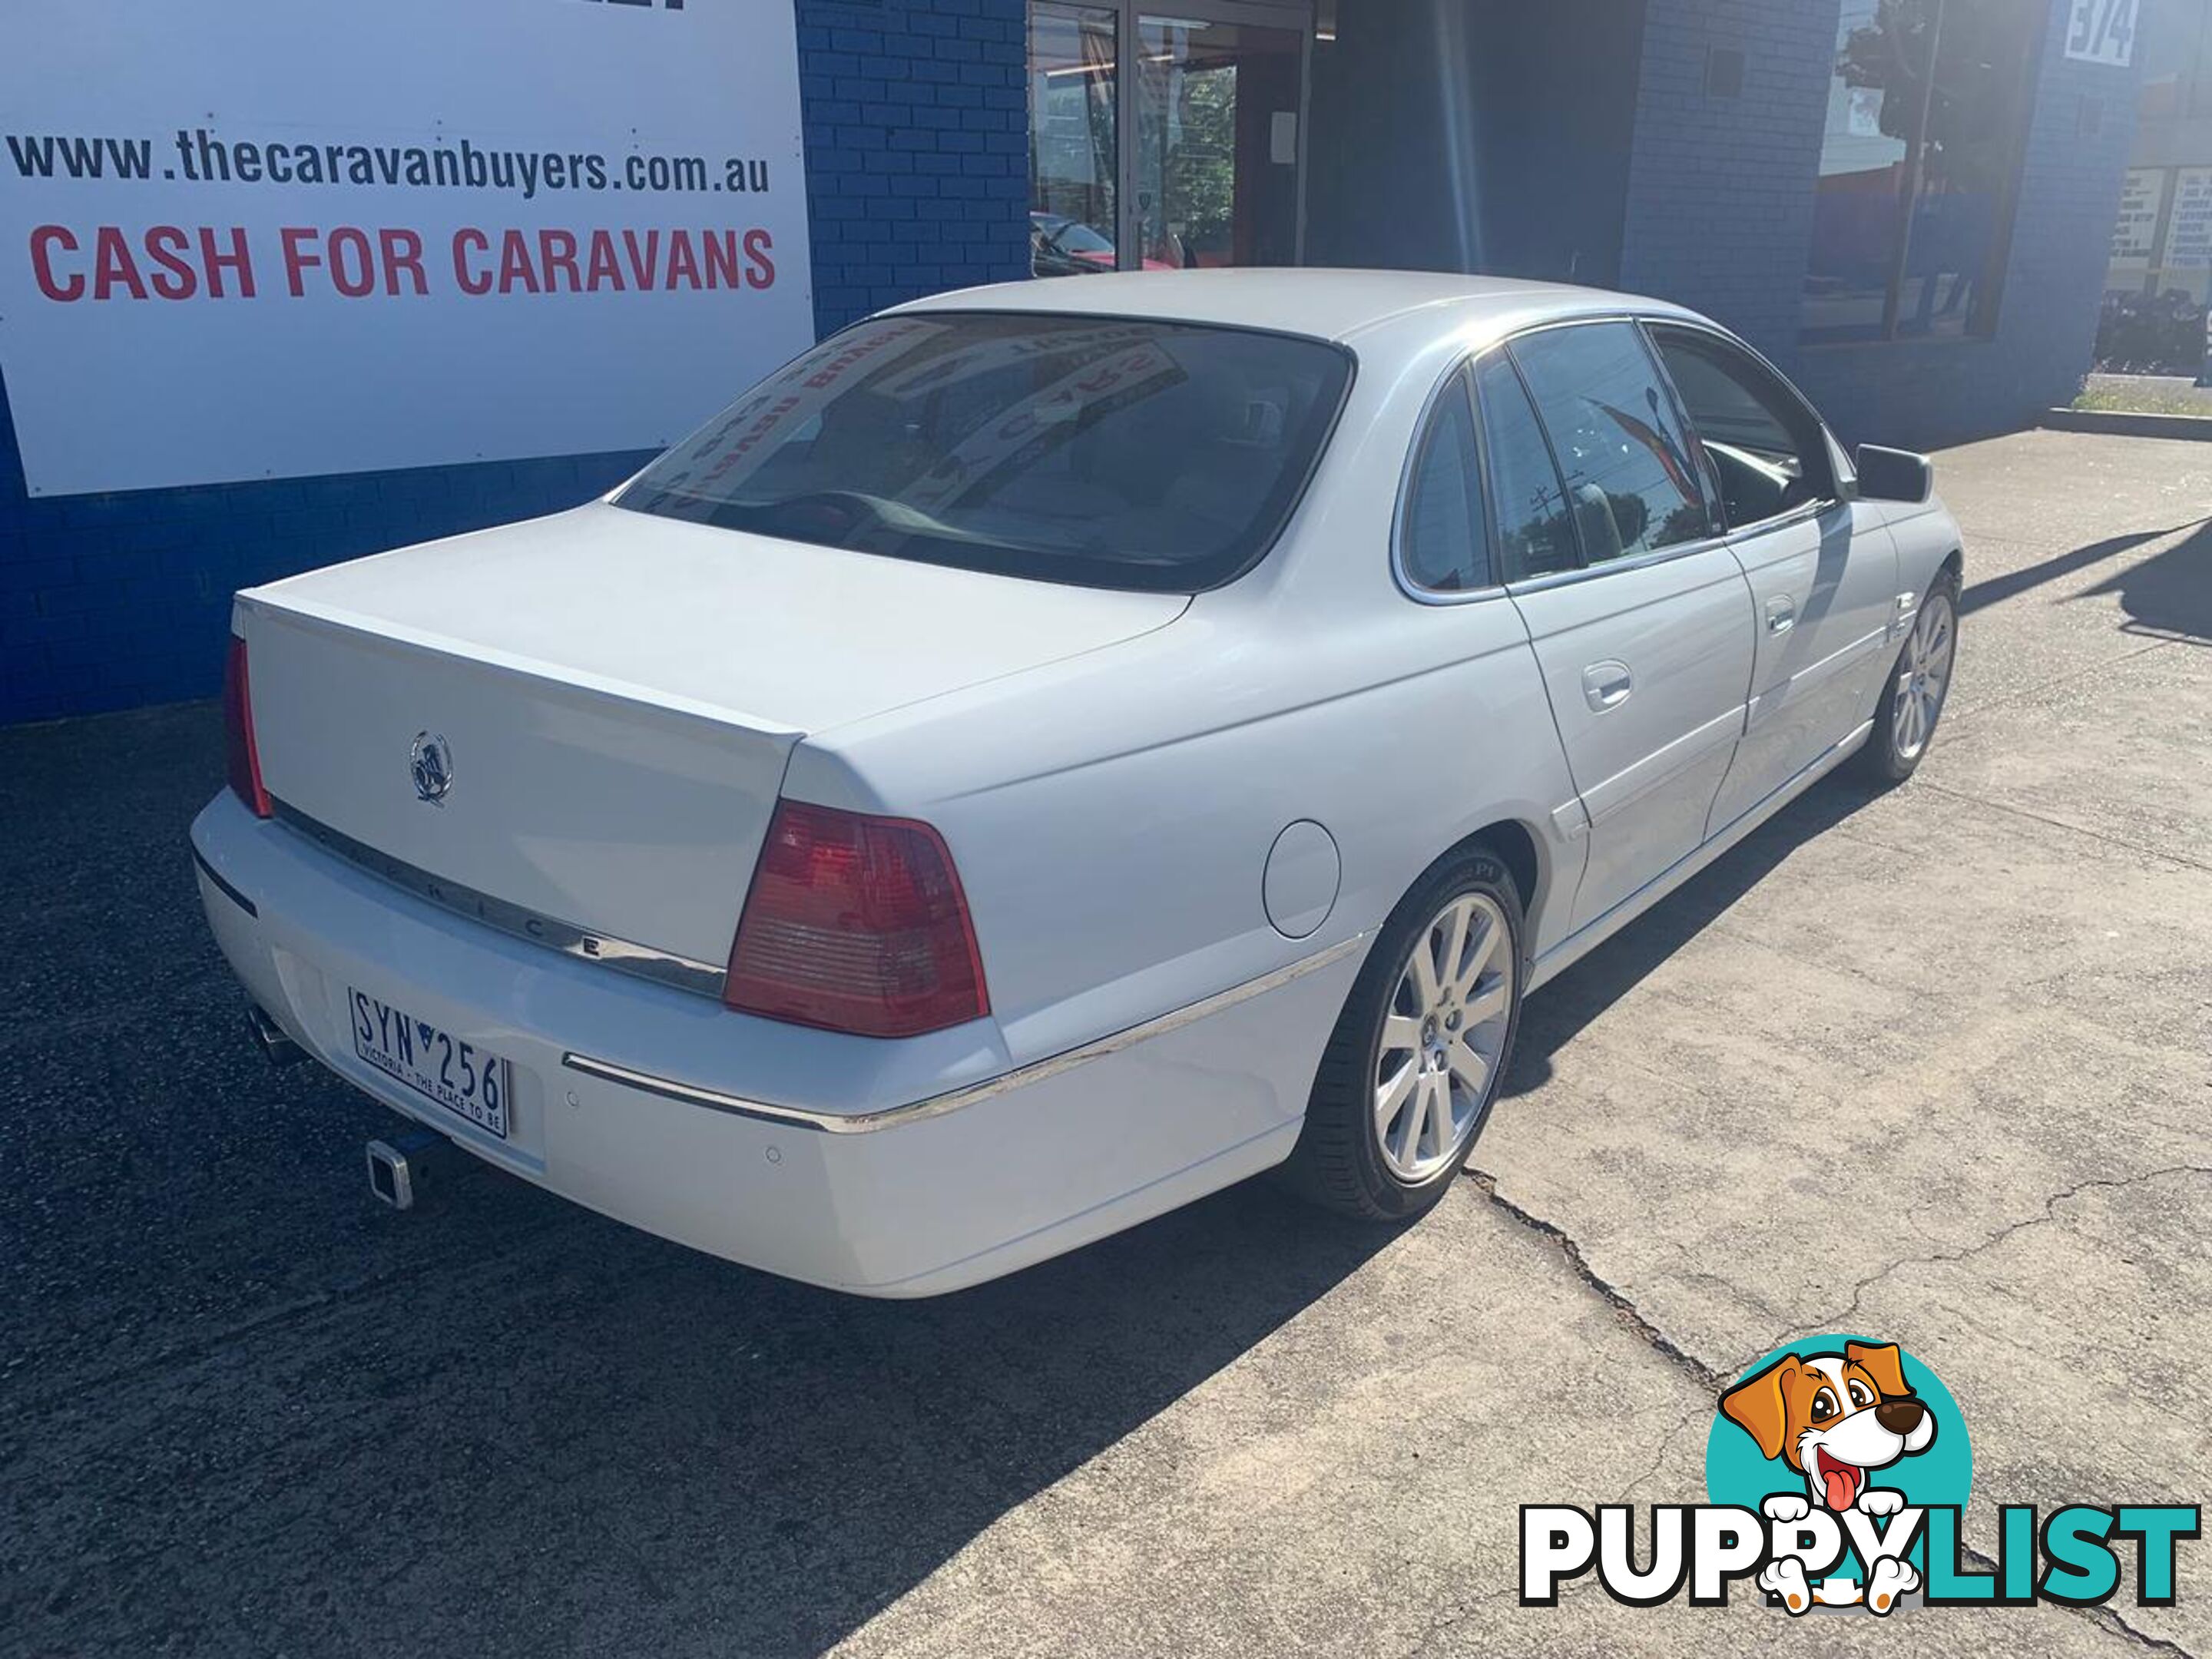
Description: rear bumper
xmin=188 ymin=791 xmax=1363 ymax=1296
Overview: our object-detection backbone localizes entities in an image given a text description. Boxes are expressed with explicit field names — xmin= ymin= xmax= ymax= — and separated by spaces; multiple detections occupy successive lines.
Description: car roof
xmin=887 ymin=268 xmax=1711 ymax=345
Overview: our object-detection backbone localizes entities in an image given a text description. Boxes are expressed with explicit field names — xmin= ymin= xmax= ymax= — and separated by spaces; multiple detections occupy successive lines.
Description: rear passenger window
xmin=1472 ymin=350 xmax=1578 ymax=582
xmin=1399 ymin=375 xmax=1491 ymax=592
xmin=1508 ymin=321 xmax=1712 ymax=564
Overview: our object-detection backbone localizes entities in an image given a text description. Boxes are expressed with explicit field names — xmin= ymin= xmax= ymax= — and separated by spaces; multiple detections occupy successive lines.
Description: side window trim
xmin=1638 ymin=317 xmax=1846 ymax=534
xmin=1392 ymin=358 xmax=1504 ymax=603
xmin=1479 ymin=343 xmax=1590 ymax=580
xmin=1631 ymin=320 xmax=1729 ymax=541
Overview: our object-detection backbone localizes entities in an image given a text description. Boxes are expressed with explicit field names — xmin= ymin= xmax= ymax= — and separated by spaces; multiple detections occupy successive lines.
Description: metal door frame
xmin=1098 ymin=0 xmax=1313 ymax=270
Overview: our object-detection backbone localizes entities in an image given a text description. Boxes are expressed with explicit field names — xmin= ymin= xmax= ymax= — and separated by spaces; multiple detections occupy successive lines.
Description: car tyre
xmin=1858 ymin=570 xmax=1959 ymax=786
xmin=1283 ymin=844 xmax=1525 ymax=1221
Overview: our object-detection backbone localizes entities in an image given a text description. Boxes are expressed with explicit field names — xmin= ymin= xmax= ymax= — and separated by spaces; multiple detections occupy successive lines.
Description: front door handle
xmin=1582 ymin=660 xmax=1633 ymax=712
xmin=1767 ymin=596 xmax=1796 ymax=635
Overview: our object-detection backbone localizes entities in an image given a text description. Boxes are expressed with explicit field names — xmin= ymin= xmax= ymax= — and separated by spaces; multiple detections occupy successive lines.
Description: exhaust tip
xmin=247 ymin=1004 xmax=306 ymax=1067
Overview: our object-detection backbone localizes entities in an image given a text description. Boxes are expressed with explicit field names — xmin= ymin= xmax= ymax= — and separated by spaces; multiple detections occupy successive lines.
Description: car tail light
xmin=223 ymin=634 xmax=271 ymax=819
xmin=724 ymin=800 xmax=988 ymax=1038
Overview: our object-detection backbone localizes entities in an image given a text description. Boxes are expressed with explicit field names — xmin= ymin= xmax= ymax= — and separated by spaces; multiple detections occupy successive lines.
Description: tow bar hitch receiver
xmin=366 ymin=1128 xmax=448 ymax=1211
xmin=369 ymin=1118 xmax=459 ymax=1211
xmin=366 ymin=1139 xmax=416 ymax=1210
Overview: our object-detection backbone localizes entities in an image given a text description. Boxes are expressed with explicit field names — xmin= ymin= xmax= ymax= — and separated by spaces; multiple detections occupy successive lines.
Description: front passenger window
xmin=1647 ymin=326 xmax=1835 ymax=530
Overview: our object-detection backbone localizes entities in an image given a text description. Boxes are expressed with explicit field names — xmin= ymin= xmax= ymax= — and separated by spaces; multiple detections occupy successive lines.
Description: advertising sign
xmin=0 ymin=0 xmax=814 ymax=496
xmin=2111 ymin=168 xmax=2167 ymax=267
xmin=2167 ymin=167 xmax=2212 ymax=270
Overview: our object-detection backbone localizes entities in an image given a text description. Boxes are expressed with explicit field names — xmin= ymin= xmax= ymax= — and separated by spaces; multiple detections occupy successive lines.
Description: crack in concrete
xmin=1949 ymin=1540 xmax=2202 ymax=1659
xmin=1916 ymin=780 xmax=2212 ymax=878
xmin=1789 ymin=1164 xmax=2212 ymax=1350
xmin=1406 ymin=1563 xmax=1611 ymax=1657
xmin=2094 ymin=1604 xmax=2204 ymax=1659
xmin=1461 ymin=1165 xmax=2208 ymax=1657
xmin=1462 ymin=1167 xmax=1726 ymax=1396
xmin=1607 ymin=1406 xmax=1704 ymax=1507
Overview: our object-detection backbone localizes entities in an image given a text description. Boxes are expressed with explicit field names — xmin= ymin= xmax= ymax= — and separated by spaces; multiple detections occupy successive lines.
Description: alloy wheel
xmin=1892 ymin=588 xmax=1955 ymax=762
xmin=1373 ymin=891 xmax=1514 ymax=1182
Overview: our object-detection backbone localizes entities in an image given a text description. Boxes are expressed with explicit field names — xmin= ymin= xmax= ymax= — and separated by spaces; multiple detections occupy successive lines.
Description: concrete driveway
xmin=3 ymin=429 xmax=2207 ymax=1658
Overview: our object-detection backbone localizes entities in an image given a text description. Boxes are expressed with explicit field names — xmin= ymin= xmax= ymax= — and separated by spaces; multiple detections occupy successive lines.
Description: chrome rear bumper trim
xmin=270 ymin=798 xmax=727 ymax=1000
xmin=561 ymin=932 xmax=1370 ymax=1134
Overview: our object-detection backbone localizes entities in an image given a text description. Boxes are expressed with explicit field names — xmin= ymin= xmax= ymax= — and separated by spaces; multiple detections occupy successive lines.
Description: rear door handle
xmin=1582 ymin=660 xmax=1632 ymax=712
xmin=1767 ymin=596 xmax=1796 ymax=635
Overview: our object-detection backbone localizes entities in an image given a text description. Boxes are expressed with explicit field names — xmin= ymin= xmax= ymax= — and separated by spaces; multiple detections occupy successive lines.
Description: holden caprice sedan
xmin=192 ymin=270 xmax=1962 ymax=1295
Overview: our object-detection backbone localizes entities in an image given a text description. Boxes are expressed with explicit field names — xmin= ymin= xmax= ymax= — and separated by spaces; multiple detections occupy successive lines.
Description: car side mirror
xmin=1855 ymin=445 xmax=1932 ymax=505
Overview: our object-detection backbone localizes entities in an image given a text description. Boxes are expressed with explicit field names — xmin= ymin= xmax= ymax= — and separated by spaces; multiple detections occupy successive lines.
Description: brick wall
xmin=1617 ymin=0 xmax=1839 ymax=364
xmin=1619 ymin=0 xmax=2143 ymax=450
xmin=800 ymin=0 xmax=1032 ymax=330
xmin=0 ymin=0 xmax=1030 ymax=725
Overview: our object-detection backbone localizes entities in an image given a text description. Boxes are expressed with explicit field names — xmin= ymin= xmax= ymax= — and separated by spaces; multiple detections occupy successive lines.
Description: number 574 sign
xmin=2067 ymin=0 xmax=2140 ymax=67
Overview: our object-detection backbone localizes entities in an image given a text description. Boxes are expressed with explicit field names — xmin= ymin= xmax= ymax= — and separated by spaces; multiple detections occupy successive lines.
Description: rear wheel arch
xmin=1427 ymin=818 xmax=1545 ymax=963
xmin=1282 ymin=834 xmax=1528 ymax=1217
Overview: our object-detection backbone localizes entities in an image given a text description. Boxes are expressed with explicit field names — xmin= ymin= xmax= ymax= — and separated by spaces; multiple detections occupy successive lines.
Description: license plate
xmin=349 ymin=988 xmax=511 ymax=1140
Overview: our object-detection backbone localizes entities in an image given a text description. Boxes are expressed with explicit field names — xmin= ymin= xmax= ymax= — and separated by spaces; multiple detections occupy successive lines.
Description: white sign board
xmin=2111 ymin=168 xmax=2167 ymax=264
xmin=2166 ymin=167 xmax=2212 ymax=269
xmin=0 ymin=0 xmax=814 ymax=497
xmin=2065 ymin=0 xmax=2140 ymax=67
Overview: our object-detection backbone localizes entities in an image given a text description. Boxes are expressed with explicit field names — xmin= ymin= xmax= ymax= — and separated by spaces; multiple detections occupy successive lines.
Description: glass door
xmin=1028 ymin=0 xmax=1309 ymax=276
xmin=1133 ymin=13 xmax=1304 ymax=269
xmin=1028 ymin=3 xmax=1122 ymax=276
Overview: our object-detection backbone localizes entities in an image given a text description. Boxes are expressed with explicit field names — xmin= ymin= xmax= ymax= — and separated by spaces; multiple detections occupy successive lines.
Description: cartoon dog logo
xmin=1720 ymin=1339 xmax=1937 ymax=1611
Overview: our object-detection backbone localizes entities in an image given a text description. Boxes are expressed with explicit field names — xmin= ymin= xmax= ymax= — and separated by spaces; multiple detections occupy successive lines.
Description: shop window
xmin=1801 ymin=0 xmax=2041 ymax=345
xmin=1029 ymin=3 xmax=1119 ymax=277
xmin=2137 ymin=0 xmax=2212 ymax=121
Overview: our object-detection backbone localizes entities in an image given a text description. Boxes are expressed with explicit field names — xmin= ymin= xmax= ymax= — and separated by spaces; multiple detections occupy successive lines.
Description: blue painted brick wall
xmin=1618 ymin=0 xmax=1840 ymax=363
xmin=0 ymin=0 xmax=1030 ymax=725
xmin=800 ymin=0 xmax=1033 ymax=330
xmin=1619 ymin=0 xmax=2141 ymax=450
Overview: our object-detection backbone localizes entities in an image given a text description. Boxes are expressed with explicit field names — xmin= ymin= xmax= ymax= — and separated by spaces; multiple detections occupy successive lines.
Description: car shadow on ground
xmin=358 ymin=1152 xmax=1404 ymax=1656
xmin=1502 ymin=773 xmax=1883 ymax=1101
xmin=0 ymin=704 xmax=1955 ymax=1656
xmin=0 ymin=700 xmax=1406 ymax=1655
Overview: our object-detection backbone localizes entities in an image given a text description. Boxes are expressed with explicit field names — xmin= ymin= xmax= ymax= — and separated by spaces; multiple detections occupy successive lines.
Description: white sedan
xmin=191 ymin=271 xmax=1962 ymax=1295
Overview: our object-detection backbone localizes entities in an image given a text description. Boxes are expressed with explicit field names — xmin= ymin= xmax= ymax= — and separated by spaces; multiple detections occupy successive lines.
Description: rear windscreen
xmin=615 ymin=312 xmax=1352 ymax=591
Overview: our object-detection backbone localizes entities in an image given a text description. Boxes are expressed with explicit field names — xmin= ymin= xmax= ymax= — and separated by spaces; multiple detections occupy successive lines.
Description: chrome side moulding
xmin=562 ymin=932 xmax=1373 ymax=1134
xmin=269 ymin=799 xmax=727 ymax=1000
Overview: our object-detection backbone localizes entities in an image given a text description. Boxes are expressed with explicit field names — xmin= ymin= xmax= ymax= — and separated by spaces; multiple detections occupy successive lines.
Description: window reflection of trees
xmin=1806 ymin=0 xmax=2036 ymax=342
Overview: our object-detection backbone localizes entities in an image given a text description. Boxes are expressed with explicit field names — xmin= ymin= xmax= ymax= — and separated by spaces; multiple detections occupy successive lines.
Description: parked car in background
xmin=194 ymin=271 xmax=1961 ymax=1295
xmin=1030 ymin=211 xmax=1178 ymax=276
